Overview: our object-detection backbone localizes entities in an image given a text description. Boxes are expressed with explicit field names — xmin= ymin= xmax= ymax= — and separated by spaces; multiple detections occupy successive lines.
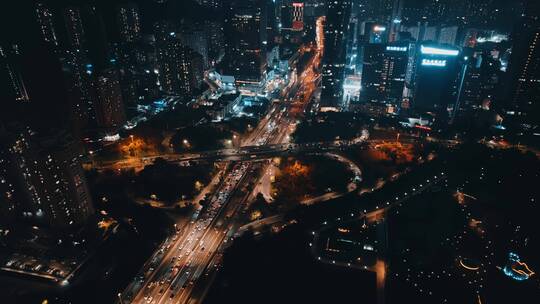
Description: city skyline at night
xmin=0 ymin=1 xmax=539 ymax=304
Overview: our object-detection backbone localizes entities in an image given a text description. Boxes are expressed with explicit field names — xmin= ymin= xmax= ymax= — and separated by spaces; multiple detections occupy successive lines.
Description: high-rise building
xmin=321 ymin=0 xmax=352 ymax=109
xmin=156 ymin=39 xmax=204 ymax=96
xmin=505 ymin=0 xmax=540 ymax=125
xmin=154 ymin=20 xmax=176 ymax=43
xmin=64 ymin=7 xmax=86 ymax=50
xmin=0 ymin=125 xmax=18 ymax=224
xmin=60 ymin=50 xmax=98 ymax=132
xmin=224 ymin=0 xmax=267 ymax=86
xmin=0 ymin=126 xmax=94 ymax=229
xmin=0 ymin=45 xmax=30 ymax=103
xmin=458 ymin=50 xmax=502 ymax=113
xmin=117 ymin=3 xmax=141 ymax=43
xmin=203 ymin=20 xmax=225 ymax=63
xmin=361 ymin=43 xmax=409 ymax=103
xmin=35 ymin=2 xmax=58 ymax=46
xmin=95 ymin=69 xmax=126 ymax=130
xmin=388 ymin=0 xmax=404 ymax=43
xmin=412 ymin=44 xmax=462 ymax=116
xmin=80 ymin=6 xmax=112 ymax=72
xmin=179 ymin=26 xmax=210 ymax=68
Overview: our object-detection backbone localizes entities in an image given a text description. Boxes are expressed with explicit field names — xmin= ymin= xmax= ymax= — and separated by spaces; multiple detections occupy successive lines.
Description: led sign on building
xmin=420 ymin=46 xmax=459 ymax=56
xmin=421 ymin=59 xmax=447 ymax=67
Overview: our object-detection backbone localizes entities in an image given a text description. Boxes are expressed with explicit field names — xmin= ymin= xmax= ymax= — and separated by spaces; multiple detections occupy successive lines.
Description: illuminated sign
xmin=373 ymin=26 xmax=386 ymax=32
xmin=386 ymin=46 xmax=408 ymax=52
xmin=422 ymin=59 xmax=447 ymax=67
xmin=420 ymin=45 xmax=459 ymax=56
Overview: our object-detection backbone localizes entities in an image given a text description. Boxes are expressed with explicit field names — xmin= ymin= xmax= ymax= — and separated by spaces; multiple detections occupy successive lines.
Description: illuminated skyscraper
xmin=117 ymin=3 xmax=141 ymax=43
xmin=95 ymin=69 xmax=126 ymax=130
xmin=224 ymin=0 xmax=267 ymax=86
xmin=0 ymin=125 xmax=18 ymax=224
xmin=64 ymin=7 xmax=85 ymax=49
xmin=35 ymin=2 xmax=58 ymax=46
xmin=203 ymin=20 xmax=225 ymax=63
xmin=506 ymin=0 xmax=540 ymax=125
xmin=156 ymin=39 xmax=204 ymax=95
xmin=321 ymin=0 xmax=352 ymax=109
xmin=179 ymin=26 xmax=210 ymax=68
xmin=0 ymin=45 xmax=30 ymax=103
xmin=361 ymin=43 xmax=409 ymax=104
xmin=60 ymin=50 xmax=97 ymax=131
xmin=0 ymin=126 xmax=94 ymax=229
xmin=412 ymin=44 xmax=462 ymax=116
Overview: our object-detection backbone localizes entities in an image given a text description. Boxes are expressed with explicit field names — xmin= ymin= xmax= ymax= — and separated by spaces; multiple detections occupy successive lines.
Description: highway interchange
xmin=119 ymin=47 xmax=322 ymax=304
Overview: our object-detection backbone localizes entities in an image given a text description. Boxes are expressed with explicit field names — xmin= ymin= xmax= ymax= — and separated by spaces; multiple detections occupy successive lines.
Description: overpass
xmin=87 ymin=136 xmax=385 ymax=171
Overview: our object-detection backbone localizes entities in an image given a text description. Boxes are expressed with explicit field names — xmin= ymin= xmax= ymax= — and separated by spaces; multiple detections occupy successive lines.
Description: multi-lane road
xmin=119 ymin=47 xmax=323 ymax=304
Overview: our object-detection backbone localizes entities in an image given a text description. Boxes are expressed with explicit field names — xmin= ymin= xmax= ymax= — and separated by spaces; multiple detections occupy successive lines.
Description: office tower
xmin=0 ymin=45 xmax=30 ymax=103
xmin=460 ymin=53 xmax=483 ymax=111
xmin=321 ymin=0 xmax=352 ymax=109
xmin=505 ymin=0 xmax=540 ymax=125
xmin=361 ymin=43 xmax=409 ymax=103
xmin=35 ymin=2 xmax=58 ymax=46
xmin=64 ymin=7 xmax=86 ymax=49
xmin=95 ymin=69 xmax=126 ymax=130
xmin=360 ymin=44 xmax=386 ymax=103
xmin=224 ymin=0 xmax=267 ymax=86
xmin=412 ymin=44 xmax=461 ymax=116
xmin=0 ymin=126 xmax=94 ymax=229
xmin=117 ymin=3 xmax=141 ymax=43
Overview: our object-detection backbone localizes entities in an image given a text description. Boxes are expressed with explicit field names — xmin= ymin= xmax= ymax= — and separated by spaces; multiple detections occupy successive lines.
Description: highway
xmin=120 ymin=45 xmax=323 ymax=304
